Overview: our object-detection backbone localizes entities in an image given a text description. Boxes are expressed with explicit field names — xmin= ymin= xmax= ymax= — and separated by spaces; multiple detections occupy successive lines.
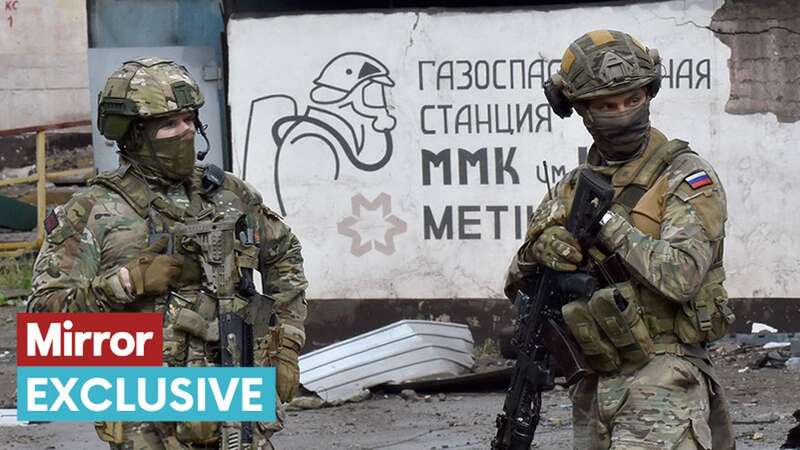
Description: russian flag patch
xmin=685 ymin=170 xmax=713 ymax=189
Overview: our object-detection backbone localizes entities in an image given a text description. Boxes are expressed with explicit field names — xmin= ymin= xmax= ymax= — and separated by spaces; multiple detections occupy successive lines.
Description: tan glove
xmin=275 ymin=345 xmax=300 ymax=403
xmin=529 ymin=225 xmax=583 ymax=271
xmin=125 ymin=237 xmax=185 ymax=297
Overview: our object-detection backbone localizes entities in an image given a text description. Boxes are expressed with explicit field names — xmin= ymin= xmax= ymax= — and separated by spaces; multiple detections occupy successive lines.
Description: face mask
xmin=583 ymin=100 xmax=651 ymax=163
xmin=129 ymin=127 xmax=196 ymax=181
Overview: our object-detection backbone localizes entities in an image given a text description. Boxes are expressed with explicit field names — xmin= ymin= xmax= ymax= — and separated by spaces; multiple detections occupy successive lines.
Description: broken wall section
xmin=711 ymin=0 xmax=800 ymax=123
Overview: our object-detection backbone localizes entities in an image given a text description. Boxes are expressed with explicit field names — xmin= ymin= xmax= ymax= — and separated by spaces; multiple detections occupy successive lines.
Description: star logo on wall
xmin=337 ymin=193 xmax=407 ymax=256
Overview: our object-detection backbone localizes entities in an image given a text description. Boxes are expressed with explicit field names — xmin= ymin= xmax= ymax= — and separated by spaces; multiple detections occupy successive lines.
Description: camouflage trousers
xmin=570 ymin=354 xmax=728 ymax=450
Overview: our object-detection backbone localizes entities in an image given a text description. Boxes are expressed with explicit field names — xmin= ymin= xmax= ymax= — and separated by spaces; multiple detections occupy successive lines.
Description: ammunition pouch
xmin=563 ymin=281 xmax=655 ymax=373
xmin=161 ymin=290 xmax=219 ymax=367
xmin=173 ymin=307 xmax=220 ymax=342
xmin=562 ymin=300 xmax=621 ymax=373
xmin=94 ymin=421 xmax=123 ymax=444
xmin=674 ymin=267 xmax=735 ymax=345
xmin=588 ymin=281 xmax=653 ymax=369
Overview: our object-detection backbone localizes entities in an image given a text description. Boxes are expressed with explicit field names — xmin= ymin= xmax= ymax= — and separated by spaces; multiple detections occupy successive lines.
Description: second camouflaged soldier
xmin=28 ymin=58 xmax=308 ymax=449
xmin=506 ymin=30 xmax=735 ymax=449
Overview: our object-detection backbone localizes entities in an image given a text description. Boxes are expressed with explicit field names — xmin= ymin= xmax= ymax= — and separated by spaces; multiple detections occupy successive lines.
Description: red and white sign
xmin=17 ymin=313 xmax=163 ymax=367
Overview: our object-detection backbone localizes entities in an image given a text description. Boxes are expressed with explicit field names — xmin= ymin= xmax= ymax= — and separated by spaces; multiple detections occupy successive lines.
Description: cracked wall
xmin=711 ymin=0 xmax=800 ymax=123
xmin=229 ymin=1 xmax=800 ymax=300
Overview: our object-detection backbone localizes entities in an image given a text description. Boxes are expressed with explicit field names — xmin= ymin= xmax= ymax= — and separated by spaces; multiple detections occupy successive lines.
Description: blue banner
xmin=17 ymin=366 xmax=276 ymax=422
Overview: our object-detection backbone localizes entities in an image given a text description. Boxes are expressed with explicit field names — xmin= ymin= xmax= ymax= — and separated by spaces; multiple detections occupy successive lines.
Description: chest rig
xmin=587 ymin=132 xmax=731 ymax=346
xmin=90 ymin=163 xmax=268 ymax=345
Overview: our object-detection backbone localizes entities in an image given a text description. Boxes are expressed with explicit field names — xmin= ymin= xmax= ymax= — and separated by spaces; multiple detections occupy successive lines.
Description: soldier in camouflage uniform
xmin=505 ymin=30 xmax=736 ymax=449
xmin=28 ymin=57 xmax=308 ymax=449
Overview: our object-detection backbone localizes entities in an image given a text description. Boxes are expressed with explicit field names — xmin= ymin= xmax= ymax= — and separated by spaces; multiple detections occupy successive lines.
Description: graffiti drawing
xmin=243 ymin=52 xmax=397 ymax=216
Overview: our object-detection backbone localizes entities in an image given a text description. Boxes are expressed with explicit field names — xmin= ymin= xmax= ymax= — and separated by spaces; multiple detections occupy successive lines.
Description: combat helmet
xmin=544 ymin=30 xmax=661 ymax=118
xmin=97 ymin=57 xmax=205 ymax=142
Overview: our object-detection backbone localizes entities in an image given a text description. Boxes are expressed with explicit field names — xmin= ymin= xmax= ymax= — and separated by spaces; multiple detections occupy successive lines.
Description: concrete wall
xmin=0 ymin=0 xmax=89 ymax=130
xmin=227 ymin=0 xmax=800 ymax=301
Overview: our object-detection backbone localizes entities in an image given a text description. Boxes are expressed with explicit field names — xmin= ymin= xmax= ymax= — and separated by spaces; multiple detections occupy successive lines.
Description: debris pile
xmin=298 ymin=320 xmax=474 ymax=403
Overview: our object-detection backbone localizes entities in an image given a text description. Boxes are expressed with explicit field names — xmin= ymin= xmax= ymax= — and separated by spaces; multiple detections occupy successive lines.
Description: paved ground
xmin=1 ymin=388 xmax=796 ymax=449
xmin=0 ymin=306 xmax=798 ymax=449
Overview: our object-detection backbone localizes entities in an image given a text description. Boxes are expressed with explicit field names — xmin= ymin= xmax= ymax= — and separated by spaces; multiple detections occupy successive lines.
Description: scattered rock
xmin=423 ymin=394 xmax=432 ymax=402
xmin=786 ymin=357 xmax=800 ymax=371
xmin=399 ymin=389 xmax=420 ymax=401
xmin=349 ymin=390 xmax=371 ymax=403
xmin=752 ymin=431 xmax=764 ymax=440
xmin=437 ymin=393 xmax=447 ymax=401
xmin=749 ymin=351 xmax=788 ymax=369
xmin=286 ymin=396 xmax=324 ymax=411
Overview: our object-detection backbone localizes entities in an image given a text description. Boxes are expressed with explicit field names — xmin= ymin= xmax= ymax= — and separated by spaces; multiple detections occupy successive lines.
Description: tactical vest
xmin=90 ymin=163 xmax=208 ymax=224
xmin=594 ymin=134 xmax=733 ymax=348
xmin=88 ymin=163 xmax=265 ymax=334
xmin=90 ymin=161 xmax=264 ymax=282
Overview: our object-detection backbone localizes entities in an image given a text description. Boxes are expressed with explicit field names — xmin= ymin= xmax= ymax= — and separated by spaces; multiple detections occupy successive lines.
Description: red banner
xmin=17 ymin=313 xmax=163 ymax=366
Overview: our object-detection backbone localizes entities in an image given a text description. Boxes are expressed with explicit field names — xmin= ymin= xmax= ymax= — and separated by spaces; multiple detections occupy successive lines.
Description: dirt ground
xmin=0 ymin=306 xmax=798 ymax=449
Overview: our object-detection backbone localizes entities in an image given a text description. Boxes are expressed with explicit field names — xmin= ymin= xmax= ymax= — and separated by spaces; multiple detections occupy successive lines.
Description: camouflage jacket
xmin=505 ymin=128 xmax=727 ymax=309
xmin=29 ymin=163 xmax=308 ymax=349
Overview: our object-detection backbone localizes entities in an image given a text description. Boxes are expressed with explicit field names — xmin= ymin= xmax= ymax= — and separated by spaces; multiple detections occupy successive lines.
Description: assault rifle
xmin=492 ymin=168 xmax=614 ymax=450
xmin=154 ymin=214 xmax=273 ymax=450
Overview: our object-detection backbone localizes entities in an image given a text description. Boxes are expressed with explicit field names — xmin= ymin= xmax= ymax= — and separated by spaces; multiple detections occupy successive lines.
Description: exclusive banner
xmin=16 ymin=313 xmax=276 ymax=422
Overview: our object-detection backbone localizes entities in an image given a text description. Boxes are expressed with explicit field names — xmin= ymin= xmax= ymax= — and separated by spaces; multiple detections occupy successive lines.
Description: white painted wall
xmin=0 ymin=0 xmax=90 ymax=130
xmin=228 ymin=0 xmax=800 ymax=299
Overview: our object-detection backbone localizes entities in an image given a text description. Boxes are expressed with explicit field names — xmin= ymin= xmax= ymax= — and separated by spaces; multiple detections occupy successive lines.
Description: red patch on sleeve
xmin=44 ymin=210 xmax=59 ymax=235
